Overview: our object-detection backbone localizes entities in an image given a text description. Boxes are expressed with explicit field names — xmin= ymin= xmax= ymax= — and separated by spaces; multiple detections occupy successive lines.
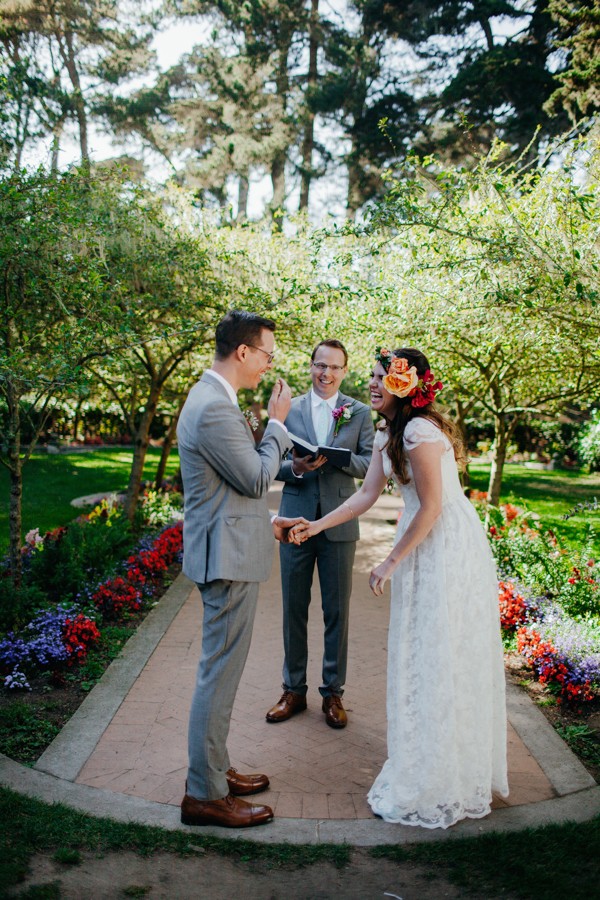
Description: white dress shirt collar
xmin=310 ymin=389 xmax=339 ymax=410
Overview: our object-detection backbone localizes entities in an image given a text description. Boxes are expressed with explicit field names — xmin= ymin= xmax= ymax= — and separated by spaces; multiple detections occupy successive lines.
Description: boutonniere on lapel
xmin=243 ymin=408 xmax=260 ymax=432
xmin=332 ymin=402 xmax=354 ymax=437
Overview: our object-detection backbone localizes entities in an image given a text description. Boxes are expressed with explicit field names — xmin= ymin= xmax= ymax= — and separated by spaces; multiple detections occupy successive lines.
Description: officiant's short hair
xmin=215 ymin=310 xmax=276 ymax=359
xmin=311 ymin=339 xmax=348 ymax=366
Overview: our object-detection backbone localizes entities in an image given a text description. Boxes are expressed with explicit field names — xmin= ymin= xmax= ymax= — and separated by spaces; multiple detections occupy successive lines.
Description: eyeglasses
xmin=311 ymin=362 xmax=345 ymax=373
xmin=246 ymin=343 xmax=275 ymax=364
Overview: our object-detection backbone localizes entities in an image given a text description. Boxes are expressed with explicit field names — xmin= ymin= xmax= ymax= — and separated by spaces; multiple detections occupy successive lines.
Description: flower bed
xmin=0 ymin=495 xmax=183 ymax=690
xmin=471 ymin=493 xmax=600 ymax=704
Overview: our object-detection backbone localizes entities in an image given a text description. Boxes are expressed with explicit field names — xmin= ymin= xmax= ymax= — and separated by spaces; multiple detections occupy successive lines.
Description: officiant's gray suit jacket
xmin=177 ymin=372 xmax=292 ymax=584
xmin=277 ymin=391 xmax=374 ymax=541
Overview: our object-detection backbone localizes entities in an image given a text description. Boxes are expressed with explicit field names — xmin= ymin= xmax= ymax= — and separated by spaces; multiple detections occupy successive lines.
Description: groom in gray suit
xmin=177 ymin=310 xmax=304 ymax=829
xmin=266 ymin=340 xmax=374 ymax=729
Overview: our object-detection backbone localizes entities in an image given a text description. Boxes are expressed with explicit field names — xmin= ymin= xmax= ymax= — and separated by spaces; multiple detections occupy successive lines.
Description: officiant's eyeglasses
xmin=246 ymin=343 xmax=275 ymax=364
xmin=312 ymin=362 xmax=345 ymax=372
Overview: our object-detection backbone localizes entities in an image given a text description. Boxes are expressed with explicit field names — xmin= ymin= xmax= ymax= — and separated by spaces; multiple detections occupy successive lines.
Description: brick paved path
xmin=76 ymin=486 xmax=555 ymax=818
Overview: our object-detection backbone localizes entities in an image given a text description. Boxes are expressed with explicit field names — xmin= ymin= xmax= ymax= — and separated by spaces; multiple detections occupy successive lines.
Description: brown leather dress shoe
xmin=180 ymin=793 xmax=273 ymax=828
xmin=322 ymin=694 xmax=347 ymax=728
xmin=226 ymin=767 xmax=269 ymax=796
xmin=265 ymin=690 xmax=307 ymax=723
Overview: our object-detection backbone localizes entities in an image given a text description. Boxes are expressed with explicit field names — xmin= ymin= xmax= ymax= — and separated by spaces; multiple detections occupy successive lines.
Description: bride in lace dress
xmin=290 ymin=347 xmax=508 ymax=829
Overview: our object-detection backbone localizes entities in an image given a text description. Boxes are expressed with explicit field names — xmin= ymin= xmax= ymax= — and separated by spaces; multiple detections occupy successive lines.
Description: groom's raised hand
xmin=267 ymin=378 xmax=292 ymax=423
xmin=272 ymin=515 xmax=308 ymax=543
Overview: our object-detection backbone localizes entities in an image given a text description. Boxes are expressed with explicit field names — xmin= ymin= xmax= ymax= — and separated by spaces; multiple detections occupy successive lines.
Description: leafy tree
xmin=313 ymin=1 xmax=419 ymax=217
xmin=545 ymin=0 xmax=600 ymax=120
xmin=0 ymin=0 xmax=154 ymax=167
xmin=85 ymin=184 xmax=233 ymax=519
xmin=578 ymin=408 xmax=600 ymax=470
xmin=159 ymin=0 xmax=309 ymax=219
xmin=393 ymin=0 xmax=571 ymax=164
xmin=0 ymin=168 xmax=119 ymax=583
xmin=320 ymin=127 xmax=600 ymax=501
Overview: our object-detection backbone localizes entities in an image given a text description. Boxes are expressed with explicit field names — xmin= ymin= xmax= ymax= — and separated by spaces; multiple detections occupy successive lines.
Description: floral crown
xmin=375 ymin=347 xmax=443 ymax=408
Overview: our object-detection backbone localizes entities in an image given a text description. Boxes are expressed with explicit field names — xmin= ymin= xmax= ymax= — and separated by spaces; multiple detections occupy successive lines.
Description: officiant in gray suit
xmin=177 ymin=310 xmax=305 ymax=829
xmin=266 ymin=340 xmax=374 ymax=729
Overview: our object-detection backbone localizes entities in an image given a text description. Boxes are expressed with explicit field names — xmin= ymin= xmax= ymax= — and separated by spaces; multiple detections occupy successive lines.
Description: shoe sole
xmin=180 ymin=814 xmax=273 ymax=827
xmin=324 ymin=717 xmax=347 ymax=728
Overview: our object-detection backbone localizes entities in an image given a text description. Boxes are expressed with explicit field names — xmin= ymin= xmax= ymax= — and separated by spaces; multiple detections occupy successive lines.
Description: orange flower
xmin=383 ymin=357 xmax=419 ymax=398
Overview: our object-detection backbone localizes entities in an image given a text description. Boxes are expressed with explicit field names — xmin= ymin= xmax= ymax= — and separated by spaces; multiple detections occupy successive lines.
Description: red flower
xmin=93 ymin=577 xmax=143 ymax=620
xmin=498 ymin=582 xmax=528 ymax=630
xmin=63 ymin=614 xmax=101 ymax=664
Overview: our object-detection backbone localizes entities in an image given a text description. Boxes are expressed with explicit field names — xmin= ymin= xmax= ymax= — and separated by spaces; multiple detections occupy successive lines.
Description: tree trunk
xmin=155 ymin=399 xmax=184 ymax=489
xmin=237 ymin=173 xmax=249 ymax=222
xmin=270 ymin=20 xmax=293 ymax=226
xmin=8 ymin=460 xmax=23 ymax=588
xmin=62 ymin=31 xmax=89 ymax=165
xmin=50 ymin=115 xmax=66 ymax=173
xmin=270 ymin=152 xmax=286 ymax=226
xmin=299 ymin=0 xmax=319 ymax=212
xmin=478 ymin=16 xmax=494 ymax=51
xmin=72 ymin=397 xmax=83 ymax=442
xmin=124 ymin=381 xmax=162 ymax=521
xmin=346 ymin=151 xmax=362 ymax=220
xmin=7 ymin=384 xmax=23 ymax=586
xmin=488 ymin=414 xmax=516 ymax=505
xmin=454 ymin=399 xmax=471 ymax=492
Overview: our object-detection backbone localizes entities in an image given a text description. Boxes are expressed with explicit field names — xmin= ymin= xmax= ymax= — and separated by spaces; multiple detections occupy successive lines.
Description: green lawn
xmin=468 ymin=462 xmax=600 ymax=551
xmin=1 ymin=454 xmax=598 ymax=558
xmin=0 ymin=449 xmax=180 ymax=556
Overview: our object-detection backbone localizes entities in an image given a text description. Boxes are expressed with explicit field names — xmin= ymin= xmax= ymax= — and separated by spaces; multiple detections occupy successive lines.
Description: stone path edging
xmin=2 ymin=753 xmax=599 ymax=845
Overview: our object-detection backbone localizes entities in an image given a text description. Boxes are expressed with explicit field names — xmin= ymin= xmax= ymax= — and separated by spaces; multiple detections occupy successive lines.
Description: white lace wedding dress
xmin=367 ymin=418 xmax=509 ymax=828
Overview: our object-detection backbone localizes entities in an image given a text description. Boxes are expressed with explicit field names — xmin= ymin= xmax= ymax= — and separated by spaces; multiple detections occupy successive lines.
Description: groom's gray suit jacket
xmin=177 ymin=372 xmax=292 ymax=584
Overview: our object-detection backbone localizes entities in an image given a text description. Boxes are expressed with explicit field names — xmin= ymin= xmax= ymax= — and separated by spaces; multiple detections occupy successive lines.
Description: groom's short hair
xmin=215 ymin=310 xmax=276 ymax=359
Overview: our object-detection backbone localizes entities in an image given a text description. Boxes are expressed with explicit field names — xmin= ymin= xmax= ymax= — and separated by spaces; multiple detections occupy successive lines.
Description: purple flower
xmin=4 ymin=669 xmax=30 ymax=690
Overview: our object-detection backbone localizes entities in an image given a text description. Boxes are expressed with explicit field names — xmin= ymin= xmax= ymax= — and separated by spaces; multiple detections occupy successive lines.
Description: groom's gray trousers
xmin=187 ymin=578 xmax=258 ymax=800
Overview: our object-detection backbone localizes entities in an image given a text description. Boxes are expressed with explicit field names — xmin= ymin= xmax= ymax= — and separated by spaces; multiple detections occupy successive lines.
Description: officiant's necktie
xmin=315 ymin=400 xmax=330 ymax=446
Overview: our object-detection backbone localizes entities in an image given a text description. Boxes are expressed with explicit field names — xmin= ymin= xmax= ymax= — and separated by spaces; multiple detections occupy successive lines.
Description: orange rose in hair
xmin=383 ymin=357 xmax=419 ymax=398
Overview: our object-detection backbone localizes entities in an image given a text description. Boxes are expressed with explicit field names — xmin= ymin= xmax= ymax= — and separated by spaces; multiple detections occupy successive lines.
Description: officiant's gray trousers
xmin=280 ymin=533 xmax=356 ymax=698
xmin=187 ymin=578 xmax=258 ymax=800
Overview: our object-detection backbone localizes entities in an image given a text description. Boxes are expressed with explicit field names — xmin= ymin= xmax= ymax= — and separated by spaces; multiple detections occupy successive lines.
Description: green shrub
xmin=480 ymin=504 xmax=599 ymax=619
xmin=579 ymin=409 xmax=600 ymax=472
xmin=25 ymin=507 xmax=134 ymax=604
xmin=0 ymin=578 xmax=47 ymax=634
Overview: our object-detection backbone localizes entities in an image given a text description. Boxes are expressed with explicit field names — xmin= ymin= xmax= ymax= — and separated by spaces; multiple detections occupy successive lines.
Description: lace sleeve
xmin=403 ymin=417 xmax=451 ymax=452
xmin=374 ymin=427 xmax=389 ymax=452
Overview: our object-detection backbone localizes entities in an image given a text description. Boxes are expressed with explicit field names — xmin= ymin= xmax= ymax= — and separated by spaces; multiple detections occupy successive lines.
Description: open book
xmin=288 ymin=432 xmax=352 ymax=468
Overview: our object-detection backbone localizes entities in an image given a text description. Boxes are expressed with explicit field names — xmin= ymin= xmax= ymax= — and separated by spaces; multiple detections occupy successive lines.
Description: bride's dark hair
xmin=382 ymin=348 xmax=466 ymax=484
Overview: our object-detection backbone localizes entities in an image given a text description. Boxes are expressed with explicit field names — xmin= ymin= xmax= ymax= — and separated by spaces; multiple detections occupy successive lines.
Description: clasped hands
xmin=271 ymin=517 xmax=315 ymax=544
xmin=272 ymin=516 xmax=309 ymax=544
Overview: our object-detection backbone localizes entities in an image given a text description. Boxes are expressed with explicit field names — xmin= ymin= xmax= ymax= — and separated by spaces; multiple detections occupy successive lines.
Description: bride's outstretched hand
xmin=288 ymin=521 xmax=317 ymax=544
xmin=369 ymin=560 xmax=395 ymax=596
xmin=272 ymin=516 xmax=308 ymax=543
